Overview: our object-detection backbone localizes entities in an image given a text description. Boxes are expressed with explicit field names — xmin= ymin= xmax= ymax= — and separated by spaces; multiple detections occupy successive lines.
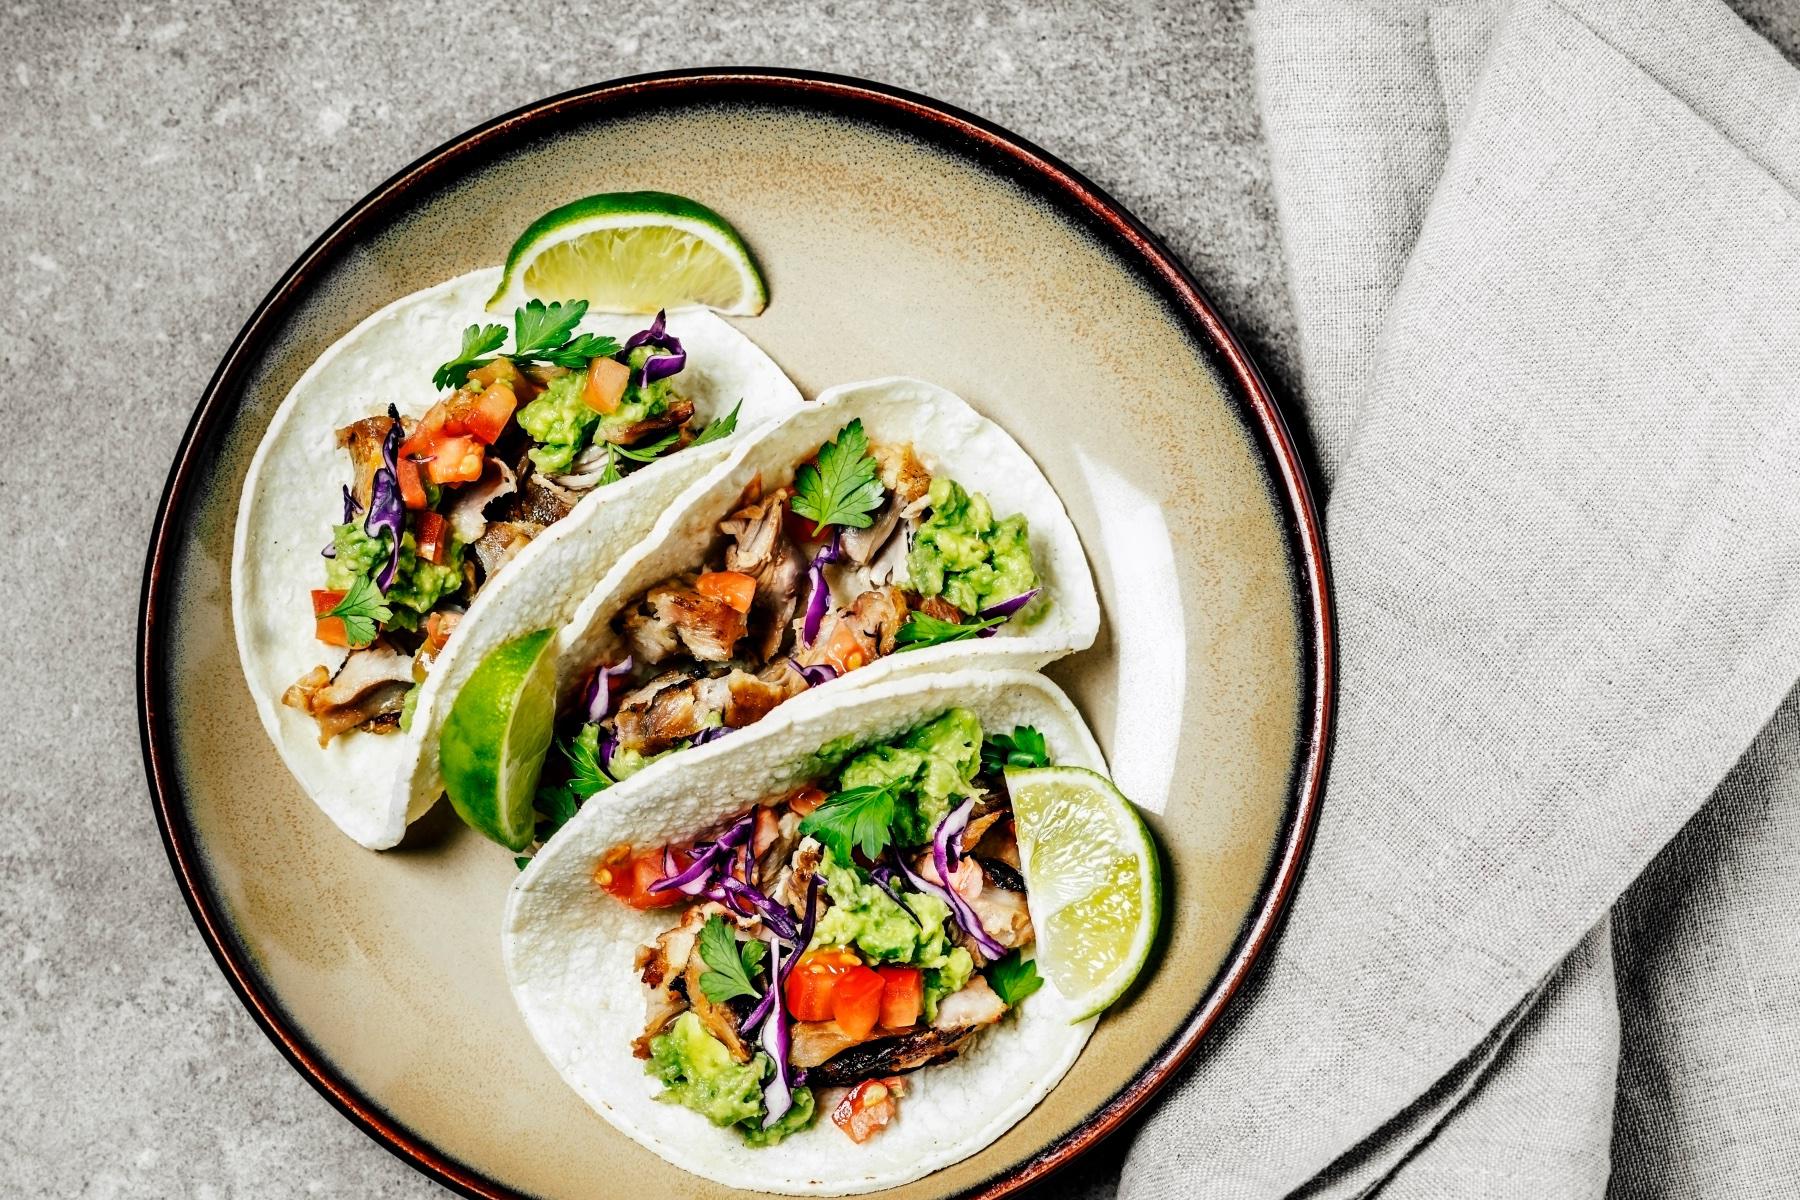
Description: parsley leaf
xmin=532 ymin=331 xmax=621 ymax=369
xmin=611 ymin=431 xmax=682 ymax=463
xmin=561 ymin=725 xmax=612 ymax=800
xmin=323 ymin=575 xmax=393 ymax=647
xmin=791 ymin=419 xmax=885 ymax=535
xmin=894 ymin=611 xmax=1006 ymax=650
xmin=511 ymin=298 xmax=589 ymax=358
xmin=696 ymin=916 xmax=767 ymax=1003
xmin=981 ymin=726 xmax=1052 ymax=774
xmin=988 ymin=951 xmax=1044 ymax=1006
xmin=798 ymin=779 xmax=901 ymax=864
xmin=598 ymin=445 xmax=623 ymax=485
xmin=432 ymin=322 xmax=508 ymax=390
xmin=690 ymin=400 xmax=742 ymax=447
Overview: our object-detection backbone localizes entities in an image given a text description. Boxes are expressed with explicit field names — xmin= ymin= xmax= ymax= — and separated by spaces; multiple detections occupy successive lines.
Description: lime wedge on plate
xmin=1006 ymin=766 xmax=1163 ymax=1021
xmin=439 ymin=629 xmax=557 ymax=851
xmin=490 ymin=191 xmax=767 ymax=316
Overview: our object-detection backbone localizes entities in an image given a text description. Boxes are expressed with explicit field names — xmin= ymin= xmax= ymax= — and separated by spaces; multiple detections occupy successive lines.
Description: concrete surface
xmin=3 ymin=1 xmax=1795 ymax=1197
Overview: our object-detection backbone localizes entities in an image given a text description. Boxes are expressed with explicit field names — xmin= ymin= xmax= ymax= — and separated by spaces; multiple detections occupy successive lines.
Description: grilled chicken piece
xmin=620 ymin=606 xmax=679 ymax=665
xmin=684 ymin=928 xmax=754 ymax=1064
xmin=723 ymin=664 xmax=808 ymax=729
xmin=282 ymin=643 xmax=416 ymax=745
xmin=648 ymin=581 xmax=748 ymax=663
xmin=975 ymin=857 xmax=1026 ymax=893
xmin=721 ymin=490 xmax=804 ymax=660
xmin=446 ymin=458 xmax=518 ymax=544
xmin=510 ymin=471 xmax=578 ymax=526
xmin=773 ymin=837 xmax=826 ymax=911
xmin=598 ymin=397 xmax=696 ymax=446
xmin=841 ymin=496 xmax=903 ymax=567
xmin=755 ymin=811 xmax=803 ymax=894
xmin=790 ymin=1021 xmax=867 ymax=1070
xmin=872 ymin=441 xmax=931 ymax=509
xmin=472 ymin=520 xmax=540 ymax=579
xmin=632 ymin=906 xmax=707 ymax=1059
xmin=805 ymin=1026 xmax=979 ymax=1088
xmin=962 ymin=880 xmax=1033 ymax=952
xmin=795 ymin=586 xmax=908 ymax=671
xmin=931 ymin=976 xmax=1009 ymax=1030
xmin=613 ymin=672 xmax=732 ymax=755
xmin=917 ymin=594 xmax=963 ymax=624
xmin=336 ymin=415 xmax=398 ymax=512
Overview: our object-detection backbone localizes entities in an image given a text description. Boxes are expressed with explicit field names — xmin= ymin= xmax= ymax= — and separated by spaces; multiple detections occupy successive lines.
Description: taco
xmin=504 ymin=668 xmax=1106 ymax=1193
xmin=233 ymin=267 xmax=803 ymax=848
xmin=430 ymin=377 xmax=1099 ymax=827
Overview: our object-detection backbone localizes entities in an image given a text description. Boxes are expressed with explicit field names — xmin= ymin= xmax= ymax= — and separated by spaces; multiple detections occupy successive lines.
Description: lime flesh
xmin=438 ymin=629 xmax=557 ymax=852
xmin=1006 ymin=765 xmax=1163 ymax=1021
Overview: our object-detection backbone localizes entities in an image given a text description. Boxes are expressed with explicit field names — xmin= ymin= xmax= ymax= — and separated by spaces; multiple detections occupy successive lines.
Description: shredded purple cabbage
xmin=621 ymin=310 xmax=686 ymax=386
xmin=582 ymin=657 xmax=635 ymax=724
xmin=341 ymin=485 xmax=361 ymax=524
xmin=363 ymin=409 xmax=407 ymax=593
xmin=691 ymin=724 xmax=736 ymax=746
xmin=718 ymin=876 xmax=800 ymax=942
xmin=786 ymin=658 xmax=839 ymax=688
xmin=758 ymin=937 xmax=796 ymax=1127
xmin=800 ymin=530 xmax=843 ymax=646
xmin=975 ymin=587 xmax=1040 ymax=638
xmin=648 ymin=811 xmax=755 ymax=896
xmin=746 ymin=876 xmax=819 ymax=1032
xmin=893 ymin=800 xmax=1006 ymax=958
xmin=868 ymin=864 xmax=921 ymax=926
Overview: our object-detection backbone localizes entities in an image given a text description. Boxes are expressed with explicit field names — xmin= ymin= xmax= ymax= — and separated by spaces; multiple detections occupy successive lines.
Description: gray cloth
xmin=1122 ymin=1 xmax=1800 ymax=1196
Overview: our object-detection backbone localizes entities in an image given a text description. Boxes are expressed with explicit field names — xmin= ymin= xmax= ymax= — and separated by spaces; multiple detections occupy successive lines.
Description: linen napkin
xmin=1119 ymin=1 xmax=1800 ymax=1196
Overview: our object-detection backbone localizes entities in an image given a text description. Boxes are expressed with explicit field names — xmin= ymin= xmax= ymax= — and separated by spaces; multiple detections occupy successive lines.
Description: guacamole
xmin=324 ymin=523 xmax=464 ymax=622
xmin=811 ymin=848 xmax=957 ymax=966
xmin=837 ymin=708 xmax=983 ymax=846
xmin=906 ymin=477 xmax=1039 ymax=616
xmin=646 ymin=1012 xmax=817 ymax=1145
xmin=516 ymin=347 xmax=678 ymax=474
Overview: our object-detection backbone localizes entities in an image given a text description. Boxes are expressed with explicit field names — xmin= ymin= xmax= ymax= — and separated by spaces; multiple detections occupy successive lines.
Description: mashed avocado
xmin=906 ymin=477 xmax=1039 ymax=616
xmin=516 ymin=348 xmax=679 ymax=474
xmin=608 ymin=741 xmax=683 ymax=782
xmin=811 ymin=848 xmax=958 ymax=967
xmin=646 ymin=1012 xmax=817 ymax=1145
xmin=923 ymin=946 xmax=975 ymax=1022
xmin=324 ymin=523 xmax=464 ymax=622
xmin=837 ymin=708 xmax=983 ymax=846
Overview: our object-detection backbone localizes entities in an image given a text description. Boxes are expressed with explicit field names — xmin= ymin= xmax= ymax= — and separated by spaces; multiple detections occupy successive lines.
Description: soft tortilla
xmin=232 ymin=268 xmax=803 ymax=849
xmin=504 ymin=668 xmax=1103 ymax=1194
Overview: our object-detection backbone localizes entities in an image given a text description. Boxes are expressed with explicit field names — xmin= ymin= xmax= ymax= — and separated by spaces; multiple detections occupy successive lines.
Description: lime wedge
xmin=490 ymin=191 xmax=767 ymax=316
xmin=438 ymin=629 xmax=557 ymax=851
xmin=1006 ymin=766 xmax=1162 ymax=1021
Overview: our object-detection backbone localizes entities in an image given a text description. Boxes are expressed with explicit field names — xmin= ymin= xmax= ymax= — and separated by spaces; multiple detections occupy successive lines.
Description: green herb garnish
xmin=511 ymin=298 xmax=588 ymax=358
xmin=431 ymin=301 xmax=621 ymax=390
xmin=611 ymin=431 xmax=683 ymax=463
xmin=322 ymin=574 xmax=393 ymax=647
xmin=988 ymin=950 xmax=1044 ymax=1006
xmin=431 ymin=323 xmax=508 ymax=390
xmin=981 ymin=726 xmax=1051 ymax=774
xmin=697 ymin=916 xmax=769 ymax=1003
xmin=797 ymin=778 xmax=903 ymax=864
xmin=894 ymin=611 xmax=1006 ymax=649
xmin=691 ymin=400 xmax=742 ymax=447
xmin=791 ymin=419 xmax=885 ymax=535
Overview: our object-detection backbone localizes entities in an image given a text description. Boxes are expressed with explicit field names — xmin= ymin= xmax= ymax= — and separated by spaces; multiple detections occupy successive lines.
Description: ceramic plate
xmin=139 ymin=70 xmax=1331 ymax=1199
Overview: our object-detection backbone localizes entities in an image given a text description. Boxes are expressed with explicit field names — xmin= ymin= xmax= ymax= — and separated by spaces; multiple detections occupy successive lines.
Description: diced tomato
xmin=414 ymin=510 xmax=449 ymax=564
xmin=831 ymin=1077 xmax=905 ymax=1144
xmin=585 ymin=356 xmax=630 ymax=414
xmin=458 ymin=382 xmax=517 ymax=445
xmin=311 ymin=589 xmax=346 ymax=617
xmin=875 ymin=966 xmax=923 ymax=1030
xmin=786 ymin=785 xmax=827 ymax=817
xmin=426 ymin=436 xmax=484 ymax=485
xmin=395 ymin=454 xmax=429 ymax=509
xmin=467 ymin=357 xmax=530 ymax=396
xmin=696 ymin=570 xmax=757 ymax=613
xmin=820 ymin=621 xmax=870 ymax=675
xmin=314 ymin=617 xmax=350 ymax=646
xmin=831 ymin=966 xmax=886 ymax=1040
xmin=595 ymin=845 xmax=693 ymax=910
xmin=786 ymin=948 xmax=862 ymax=1022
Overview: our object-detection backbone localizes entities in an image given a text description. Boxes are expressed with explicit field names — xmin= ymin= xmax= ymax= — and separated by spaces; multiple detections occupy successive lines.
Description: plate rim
xmin=136 ymin=66 xmax=1334 ymax=1200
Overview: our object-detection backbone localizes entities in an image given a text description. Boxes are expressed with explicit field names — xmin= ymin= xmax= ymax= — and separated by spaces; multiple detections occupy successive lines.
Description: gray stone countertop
xmin=2 ymin=1 xmax=1793 ymax=1196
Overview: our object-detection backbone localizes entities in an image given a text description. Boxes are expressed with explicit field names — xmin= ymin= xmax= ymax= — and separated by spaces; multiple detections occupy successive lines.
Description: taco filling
xmin=563 ymin=418 xmax=1044 ymax=779
xmin=593 ymin=710 xmax=1053 ymax=1145
xmin=283 ymin=304 xmax=738 ymax=746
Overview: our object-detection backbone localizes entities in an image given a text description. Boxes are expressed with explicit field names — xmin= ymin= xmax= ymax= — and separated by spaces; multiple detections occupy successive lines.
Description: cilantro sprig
xmin=988 ymin=950 xmax=1044 ymax=1006
xmin=691 ymin=400 xmax=742 ymax=447
xmin=431 ymin=298 xmax=621 ymax=391
xmin=895 ymin=611 xmax=1006 ymax=650
xmin=791 ymin=419 xmax=886 ymax=536
xmin=697 ymin=916 xmax=769 ymax=1003
xmin=797 ymin=778 xmax=902 ymax=864
xmin=322 ymin=575 xmax=393 ymax=647
xmin=981 ymin=726 xmax=1051 ymax=774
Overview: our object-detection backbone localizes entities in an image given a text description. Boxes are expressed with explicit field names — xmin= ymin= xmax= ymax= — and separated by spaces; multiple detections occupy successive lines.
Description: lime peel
xmin=439 ymin=628 xmax=558 ymax=852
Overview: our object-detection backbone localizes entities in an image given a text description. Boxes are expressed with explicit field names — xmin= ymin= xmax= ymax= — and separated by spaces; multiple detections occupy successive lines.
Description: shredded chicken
xmin=336 ymin=415 xmax=398 ymax=512
xmin=613 ymin=672 xmax=733 ymax=755
xmin=755 ymin=811 xmax=802 ymax=893
xmin=720 ymin=490 xmax=804 ymax=660
xmin=685 ymin=929 xmax=753 ymax=1063
xmin=282 ymin=643 xmax=415 ymax=745
xmin=647 ymin=581 xmax=748 ymax=662
xmin=632 ymin=906 xmax=706 ymax=1058
xmin=841 ymin=496 xmax=903 ymax=567
xmin=446 ymin=458 xmax=518 ymax=544
xmin=723 ymin=664 xmax=808 ymax=729
xmin=472 ymin=520 xmax=539 ymax=578
xmin=931 ymin=976 xmax=1008 ymax=1030
xmin=620 ymin=606 xmax=679 ymax=665
xmin=598 ymin=397 xmax=697 ymax=446
xmin=773 ymin=837 xmax=826 ymax=911
xmin=796 ymin=586 xmax=908 ymax=671
xmin=790 ymin=1021 xmax=866 ymax=1070
xmin=508 ymin=472 xmax=578 ymax=526
xmin=873 ymin=441 xmax=931 ymax=509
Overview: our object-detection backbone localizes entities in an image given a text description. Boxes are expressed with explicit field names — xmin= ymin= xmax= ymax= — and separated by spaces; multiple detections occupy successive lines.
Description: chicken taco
xmin=233 ymin=267 xmax=803 ymax=848
xmin=434 ymin=377 xmax=1099 ymax=832
xmin=504 ymin=668 xmax=1117 ymax=1193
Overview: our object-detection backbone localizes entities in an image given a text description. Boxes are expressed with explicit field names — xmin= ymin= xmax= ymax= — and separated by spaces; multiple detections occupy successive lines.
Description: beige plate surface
xmin=140 ymin=71 xmax=1331 ymax=1200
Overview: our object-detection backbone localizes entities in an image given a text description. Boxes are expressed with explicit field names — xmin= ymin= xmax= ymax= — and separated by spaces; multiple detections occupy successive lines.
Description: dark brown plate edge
xmin=135 ymin=67 xmax=1335 ymax=1200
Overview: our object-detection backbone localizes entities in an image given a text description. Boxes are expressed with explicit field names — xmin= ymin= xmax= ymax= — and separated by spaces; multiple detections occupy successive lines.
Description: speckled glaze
xmin=139 ymin=71 xmax=1331 ymax=1200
